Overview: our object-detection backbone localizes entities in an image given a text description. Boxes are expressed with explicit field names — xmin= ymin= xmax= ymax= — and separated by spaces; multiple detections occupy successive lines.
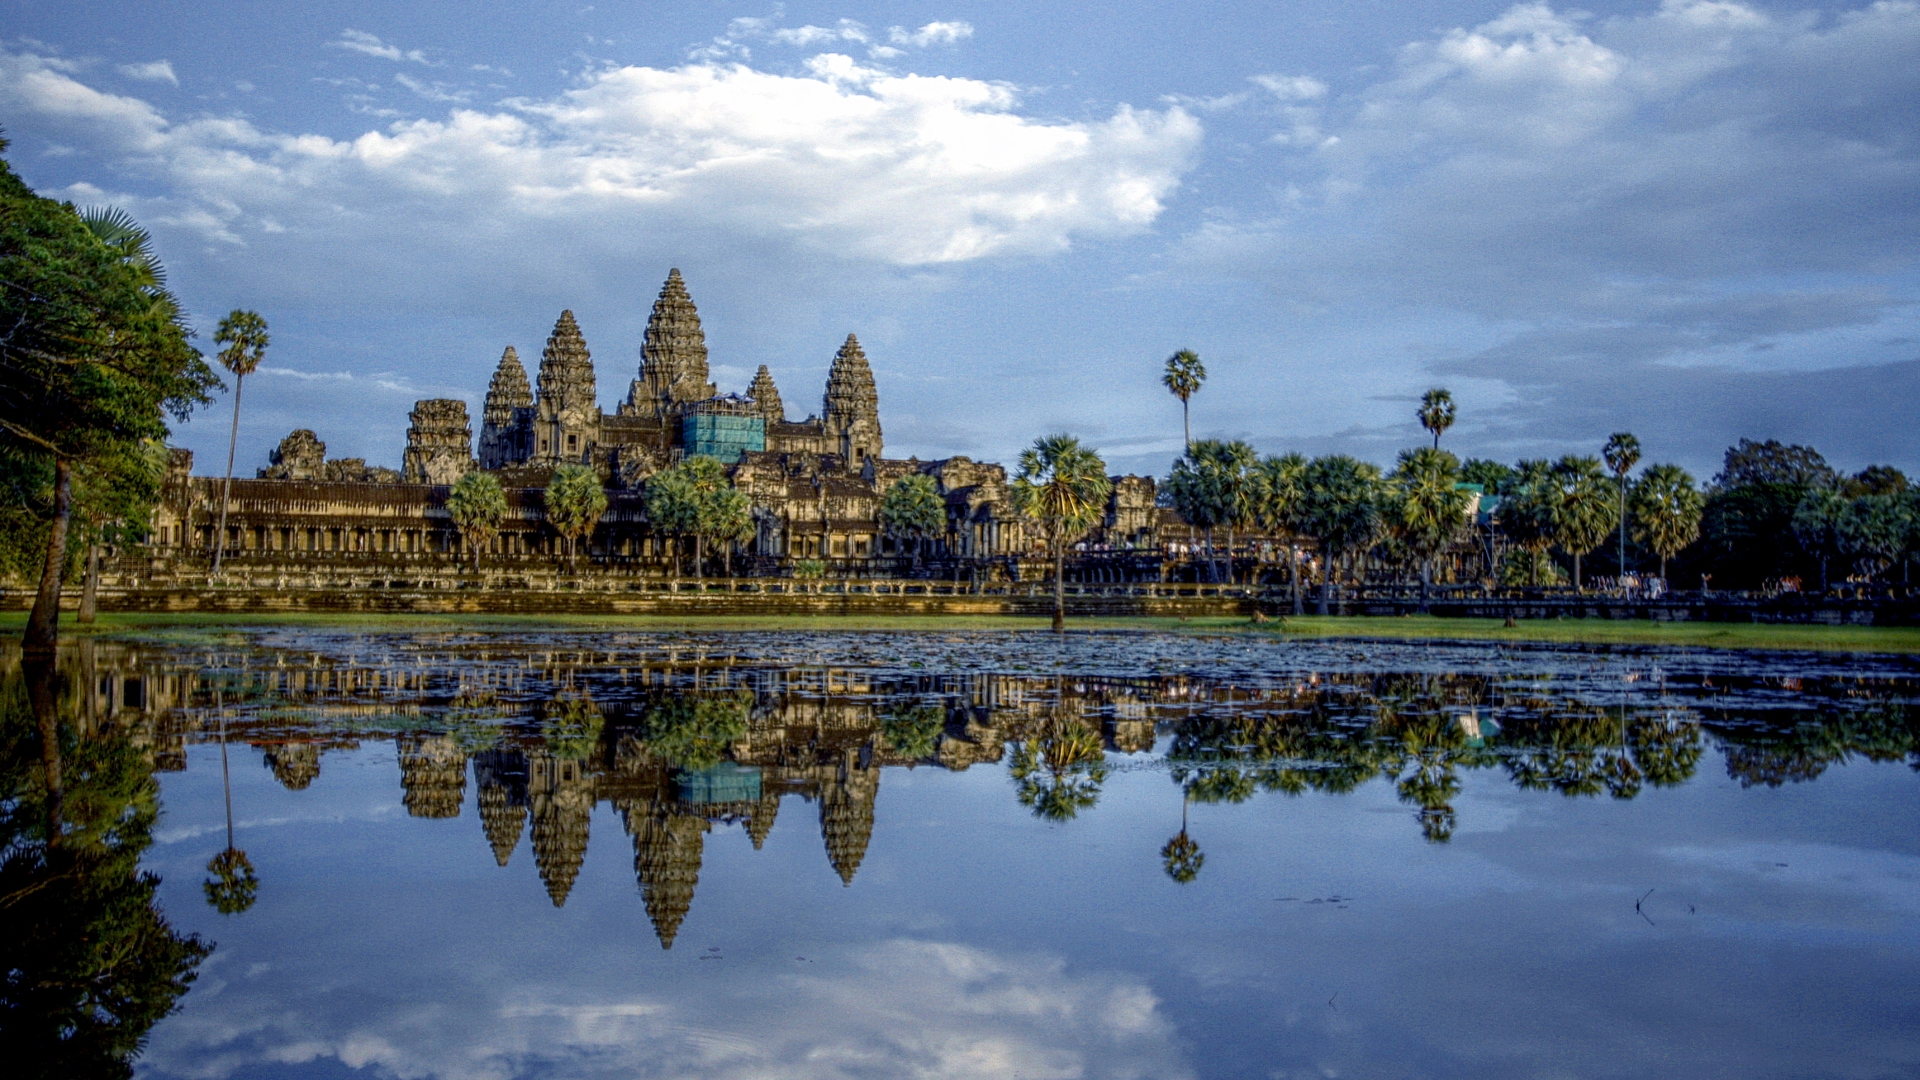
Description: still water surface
xmin=11 ymin=630 xmax=1920 ymax=1078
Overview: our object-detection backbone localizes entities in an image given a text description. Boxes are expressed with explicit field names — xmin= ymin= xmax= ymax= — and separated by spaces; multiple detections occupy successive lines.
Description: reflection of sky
xmin=141 ymin=736 xmax=1920 ymax=1079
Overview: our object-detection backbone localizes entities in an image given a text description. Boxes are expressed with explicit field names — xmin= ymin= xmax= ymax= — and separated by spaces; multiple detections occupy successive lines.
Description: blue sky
xmin=3 ymin=0 xmax=1915 ymax=480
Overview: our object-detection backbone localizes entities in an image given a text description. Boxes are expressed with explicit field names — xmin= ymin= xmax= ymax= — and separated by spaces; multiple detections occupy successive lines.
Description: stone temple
xmin=143 ymin=268 xmax=1164 ymax=576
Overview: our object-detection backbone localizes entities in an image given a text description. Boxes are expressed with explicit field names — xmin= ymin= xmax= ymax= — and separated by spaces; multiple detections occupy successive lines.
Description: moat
xmin=9 ymin=629 xmax=1920 ymax=1078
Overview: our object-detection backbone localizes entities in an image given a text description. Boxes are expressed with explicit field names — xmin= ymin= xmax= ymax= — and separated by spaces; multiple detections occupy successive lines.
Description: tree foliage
xmin=878 ymin=473 xmax=945 ymax=553
xmin=1013 ymin=434 xmax=1112 ymax=631
xmin=544 ymin=464 xmax=607 ymax=569
xmin=1628 ymin=464 xmax=1703 ymax=578
xmin=447 ymin=470 xmax=508 ymax=571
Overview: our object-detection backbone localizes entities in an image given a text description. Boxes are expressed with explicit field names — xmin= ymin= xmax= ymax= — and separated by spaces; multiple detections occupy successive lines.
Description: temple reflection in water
xmin=25 ymin=637 xmax=1920 ymax=948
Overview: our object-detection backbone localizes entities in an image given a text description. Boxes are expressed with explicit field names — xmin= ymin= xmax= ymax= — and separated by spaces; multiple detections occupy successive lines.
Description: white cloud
xmin=890 ymin=21 xmax=975 ymax=48
xmin=332 ymin=29 xmax=431 ymax=65
xmin=118 ymin=59 xmax=178 ymax=86
xmin=1250 ymin=73 xmax=1325 ymax=101
xmin=0 ymin=47 xmax=1200 ymax=267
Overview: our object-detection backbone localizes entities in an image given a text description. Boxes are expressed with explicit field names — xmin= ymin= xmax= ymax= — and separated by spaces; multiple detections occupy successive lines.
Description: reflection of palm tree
xmin=1161 ymin=795 xmax=1204 ymax=884
xmin=203 ymin=712 xmax=258 ymax=914
xmin=1010 ymin=716 xmax=1108 ymax=821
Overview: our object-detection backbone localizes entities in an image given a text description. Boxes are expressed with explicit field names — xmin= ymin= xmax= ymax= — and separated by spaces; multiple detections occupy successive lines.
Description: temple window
xmin=567 ymin=434 xmax=578 ymax=452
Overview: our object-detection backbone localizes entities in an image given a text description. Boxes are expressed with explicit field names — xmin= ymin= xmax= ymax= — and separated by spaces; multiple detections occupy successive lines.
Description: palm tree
xmin=203 ymin=710 xmax=258 ymax=915
xmin=1161 ymin=349 xmax=1206 ymax=450
xmin=1012 ymin=434 xmax=1113 ymax=632
xmin=1792 ymin=486 xmax=1848 ymax=593
xmin=544 ymin=464 xmax=608 ymax=571
xmin=1161 ymin=793 xmax=1204 ymax=883
xmin=1251 ymin=453 xmax=1309 ymax=613
xmin=1009 ymin=714 xmax=1109 ymax=820
xmin=1298 ymin=455 xmax=1384 ymax=614
xmin=1167 ymin=440 xmax=1255 ymax=583
xmin=211 ymin=310 xmax=270 ymax=576
xmin=1549 ymin=456 xmax=1618 ymax=591
xmin=1388 ymin=447 xmax=1471 ymax=612
xmin=1417 ymin=388 xmax=1456 ymax=449
xmin=447 ymin=470 xmax=508 ymax=572
xmin=878 ymin=473 xmax=946 ymax=569
xmin=1603 ymin=432 xmax=1641 ymax=578
xmin=1499 ymin=459 xmax=1559 ymax=586
xmin=701 ymin=483 xmax=754 ymax=576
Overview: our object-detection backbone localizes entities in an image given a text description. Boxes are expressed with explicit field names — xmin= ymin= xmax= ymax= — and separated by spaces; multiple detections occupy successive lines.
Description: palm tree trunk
xmin=25 ymin=457 xmax=72 ymax=652
xmin=1289 ymin=543 xmax=1303 ymax=615
xmin=1618 ymin=485 xmax=1627 ymax=577
xmin=694 ymin=534 xmax=704 ymax=578
xmin=1419 ymin=560 xmax=1431 ymax=614
xmin=1316 ymin=547 xmax=1332 ymax=616
xmin=1574 ymin=551 xmax=1582 ymax=592
xmin=26 ymin=652 xmax=62 ymax=837
xmin=1052 ymin=539 xmax=1066 ymax=632
xmin=214 ymin=372 xmax=244 ymax=574
xmin=1182 ymin=400 xmax=1191 ymax=450
xmin=78 ymin=543 xmax=99 ymax=624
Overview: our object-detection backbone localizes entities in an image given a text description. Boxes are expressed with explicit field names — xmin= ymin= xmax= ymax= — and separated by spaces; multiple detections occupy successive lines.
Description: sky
xmin=2 ymin=0 xmax=1915 ymax=482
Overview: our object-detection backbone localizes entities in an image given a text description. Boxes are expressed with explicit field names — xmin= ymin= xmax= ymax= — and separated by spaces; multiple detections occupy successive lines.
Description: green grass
xmin=4 ymin=610 xmax=1918 ymax=654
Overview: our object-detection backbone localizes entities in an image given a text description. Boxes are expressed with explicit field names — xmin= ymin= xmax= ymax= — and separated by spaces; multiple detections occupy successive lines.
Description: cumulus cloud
xmin=0 ymin=47 xmax=1199 ymax=268
xmin=1178 ymin=0 xmax=1920 ymax=465
xmin=117 ymin=59 xmax=178 ymax=85
xmin=332 ymin=28 xmax=431 ymax=65
xmin=891 ymin=21 xmax=975 ymax=47
xmin=142 ymin=939 xmax=1193 ymax=1080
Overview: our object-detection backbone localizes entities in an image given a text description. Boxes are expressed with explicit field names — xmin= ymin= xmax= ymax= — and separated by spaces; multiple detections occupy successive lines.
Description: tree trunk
xmin=725 ymin=542 xmax=733 ymax=578
xmin=78 ymin=543 xmax=99 ymax=624
xmin=1052 ymin=540 xmax=1066 ymax=632
xmin=1618 ymin=485 xmax=1628 ymax=577
xmin=26 ymin=652 xmax=62 ymax=838
xmin=1418 ymin=560 xmax=1431 ymax=614
xmin=1659 ymin=554 xmax=1667 ymax=582
xmin=1316 ymin=547 xmax=1331 ymax=615
xmin=214 ymin=372 xmax=244 ymax=574
xmin=1289 ymin=543 xmax=1303 ymax=615
xmin=25 ymin=458 xmax=72 ymax=652
xmin=694 ymin=534 xmax=704 ymax=578
xmin=1182 ymin=400 xmax=1190 ymax=451
xmin=1574 ymin=551 xmax=1583 ymax=592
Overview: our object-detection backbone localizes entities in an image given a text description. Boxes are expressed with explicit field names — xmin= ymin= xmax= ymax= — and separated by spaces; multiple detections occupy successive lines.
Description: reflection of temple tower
xmin=625 ymin=801 xmax=706 ymax=949
xmin=819 ymin=748 xmax=880 ymax=885
xmin=746 ymin=790 xmax=780 ymax=850
xmin=399 ymin=735 xmax=467 ymax=818
xmin=529 ymin=750 xmax=595 ymax=906
xmin=474 ymin=749 xmax=530 ymax=867
xmin=262 ymin=743 xmax=321 ymax=790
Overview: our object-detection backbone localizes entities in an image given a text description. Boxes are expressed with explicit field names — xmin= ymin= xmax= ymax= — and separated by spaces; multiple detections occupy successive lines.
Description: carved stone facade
xmin=139 ymin=267 xmax=1174 ymax=581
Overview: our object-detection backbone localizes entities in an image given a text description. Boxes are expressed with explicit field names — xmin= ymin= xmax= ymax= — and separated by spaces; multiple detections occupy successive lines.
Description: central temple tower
xmin=822 ymin=334 xmax=883 ymax=466
xmin=625 ymin=269 xmax=716 ymax=421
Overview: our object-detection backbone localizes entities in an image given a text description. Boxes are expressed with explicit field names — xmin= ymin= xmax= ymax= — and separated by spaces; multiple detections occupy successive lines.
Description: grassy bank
xmin=4 ymin=610 xmax=1919 ymax=654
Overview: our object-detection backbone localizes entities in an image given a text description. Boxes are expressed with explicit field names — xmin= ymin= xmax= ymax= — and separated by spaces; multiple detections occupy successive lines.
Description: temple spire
xmin=537 ymin=311 xmax=595 ymax=415
xmin=748 ymin=365 xmax=784 ymax=424
xmin=822 ymin=334 xmax=882 ymax=465
xmin=480 ymin=346 xmax=534 ymax=469
xmin=628 ymin=268 xmax=714 ymax=419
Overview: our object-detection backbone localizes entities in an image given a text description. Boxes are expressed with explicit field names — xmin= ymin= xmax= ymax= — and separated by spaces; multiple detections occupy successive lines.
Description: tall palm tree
xmin=1603 ymin=432 xmax=1641 ymax=577
xmin=203 ymin=710 xmax=258 ymax=915
xmin=1012 ymin=434 xmax=1113 ymax=632
xmin=1298 ymin=455 xmax=1384 ymax=614
xmin=1168 ymin=440 xmax=1255 ymax=583
xmin=1161 ymin=793 xmax=1204 ymax=884
xmin=1549 ymin=455 xmax=1618 ymax=592
xmin=1628 ymin=464 xmax=1703 ymax=582
xmin=1499 ymin=459 xmax=1559 ymax=586
xmin=1389 ymin=447 xmax=1471 ymax=612
xmin=211 ymin=310 xmax=270 ymax=575
xmin=1418 ymin=388 xmax=1456 ymax=450
xmin=1161 ymin=349 xmax=1206 ymax=450
xmin=1251 ymin=452 xmax=1309 ymax=613
xmin=447 ymin=470 xmax=508 ymax=573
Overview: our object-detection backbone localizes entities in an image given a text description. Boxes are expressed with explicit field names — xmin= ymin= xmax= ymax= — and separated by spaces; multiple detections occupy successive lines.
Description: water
xmin=6 ymin=630 xmax=1920 ymax=1078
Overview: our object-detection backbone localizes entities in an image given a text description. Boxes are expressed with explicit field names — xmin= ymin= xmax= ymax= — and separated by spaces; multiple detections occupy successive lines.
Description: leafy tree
xmin=1460 ymin=457 xmax=1517 ymax=495
xmin=1628 ymin=464 xmax=1704 ymax=581
xmin=700 ymin=482 xmax=754 ymax=576
xmin=1012 ymin=434 xmax=1112 ymax=632
xmin=1387 ymin=447 xmax=1470 ymax=611
xmin=644 ymin=455 xmax=731 ymax=577
xmin=1009 ymin=716 xmax=1107 ymax=821
xmin=878 ymin=473 xmax=945 ymax=566
xmin=539 ymin=693 xmax=606 ymax=761
xmin=1166 ymin=440 xmax=1256 ymax=583
xmin=1 ymin=155 xmax=218 ymax=649
xmin=0 ymin=655 xmax=212 ymax=1075
xmin=1850 ymin=465 xmax=1909 ymax=496
xmin=208 ymin=310 xmax=268 ymax=575
xmin=636 ymin=691 xmax=751 ymax=771
xmin=1161 ymin=349 xmax=1206 ymax=450
xmin=1603 ymin=432 xmax=1641 ymax=577
xmin=544 ymin=464 xmax=607 ymax=571
xmin=1547 ymin=455 xmax=1617 ymax=590
xmin=1497 ymin=459 xmax=1559 ymax=586
xmin=446 ymin=470 xmax=508 ymax=572
xmin=1417 ymin=388 xmax=1456 ymax=449
xmin=1792 ymin=486 xmax=1849 ymax=591
xmin=73 ymin=439 xmax=167 ymax=623
xmin=1839 ymin=493 xmax=1913 ymax=581
xmin=1712 ymin=438 xmax=1836 ymax=491
xmin=877 ymin=702 xmax=945 ymax=760
xmin=1298 ymin=455 xmax=1383 ymax=613
xmin=1250 ymin=452 xmax=1309 ymax=614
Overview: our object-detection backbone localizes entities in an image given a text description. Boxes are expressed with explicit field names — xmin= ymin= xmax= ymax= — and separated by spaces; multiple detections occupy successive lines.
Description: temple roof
xmin=823 ymin=334 xmax=878 ymax=423
xmin=537 ymin=311 xmax=596 ymax=415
